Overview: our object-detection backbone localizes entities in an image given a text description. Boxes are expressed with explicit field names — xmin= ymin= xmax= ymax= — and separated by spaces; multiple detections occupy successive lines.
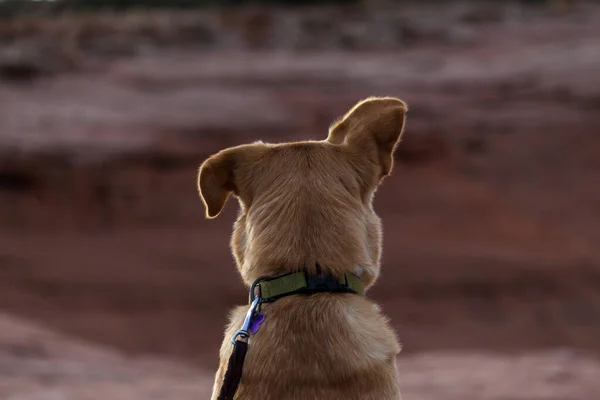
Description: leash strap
xmin=216 ymin=339 xmax=248 ymax=400
xmin=217 ymin=295 xmax=262 ymax=400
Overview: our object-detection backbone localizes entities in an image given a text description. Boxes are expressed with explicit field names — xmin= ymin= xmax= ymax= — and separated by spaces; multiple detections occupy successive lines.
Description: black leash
xmin=216 ymin=294 xmax=261 ymax=400
xmin=216 ymin=339 xmax=248 ymax=400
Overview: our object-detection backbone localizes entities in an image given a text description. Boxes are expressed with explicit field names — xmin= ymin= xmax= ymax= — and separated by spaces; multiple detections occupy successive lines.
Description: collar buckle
xmin=305 ymin=273 xmax=341 ymax=292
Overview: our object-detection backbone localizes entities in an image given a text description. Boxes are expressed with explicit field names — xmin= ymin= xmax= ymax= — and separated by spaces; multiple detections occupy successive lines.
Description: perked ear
xmin=327 ymin=96 xmax=408 ymax=177
xmin=197 ymin=148 xmax=237 ymax=219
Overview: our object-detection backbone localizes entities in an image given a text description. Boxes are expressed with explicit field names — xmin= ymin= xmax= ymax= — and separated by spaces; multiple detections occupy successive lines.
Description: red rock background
xmin=1 ymin=1 xmax=600 ymax=398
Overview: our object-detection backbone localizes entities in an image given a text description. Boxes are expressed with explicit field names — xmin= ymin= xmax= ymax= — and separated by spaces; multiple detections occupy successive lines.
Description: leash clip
xmin=231 ymin=296 xmax=261 ymax=344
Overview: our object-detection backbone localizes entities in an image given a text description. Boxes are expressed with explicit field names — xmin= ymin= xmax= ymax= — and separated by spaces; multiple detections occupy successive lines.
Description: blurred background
xmin=1 ymin=0 xmax=600 ymax=398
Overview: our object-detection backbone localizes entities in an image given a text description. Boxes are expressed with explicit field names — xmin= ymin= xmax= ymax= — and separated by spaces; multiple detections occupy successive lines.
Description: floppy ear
xmin=327 ymin=96 xmax=408 ymax=178
xmin=197 ymin=148 xmax=238 ymax=219
xmin=198 ymin=142 xmax=268 ymax=218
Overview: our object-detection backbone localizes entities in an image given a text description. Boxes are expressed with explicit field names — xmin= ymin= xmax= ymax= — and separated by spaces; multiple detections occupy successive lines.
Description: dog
xmin=198 ymin=97 xmax=407 ymax=400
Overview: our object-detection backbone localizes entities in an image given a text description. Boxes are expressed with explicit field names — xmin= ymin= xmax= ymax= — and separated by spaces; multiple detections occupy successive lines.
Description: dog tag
xmin=249 ymin=313 xmax=265 ymax=334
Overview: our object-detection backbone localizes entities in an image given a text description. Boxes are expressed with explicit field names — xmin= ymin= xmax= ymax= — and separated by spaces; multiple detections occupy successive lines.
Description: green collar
xmin=249 ymin=270 xmax=365 ymax=304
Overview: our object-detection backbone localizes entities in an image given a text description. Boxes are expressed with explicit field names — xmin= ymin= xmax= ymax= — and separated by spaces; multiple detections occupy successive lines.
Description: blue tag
xmin=249 ymin=313 xmax=265 ymax=334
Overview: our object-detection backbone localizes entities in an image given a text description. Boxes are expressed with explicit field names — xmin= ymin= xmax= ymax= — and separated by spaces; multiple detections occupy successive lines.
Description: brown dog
xmin=198 ymin=97 xmax=407 ymax=400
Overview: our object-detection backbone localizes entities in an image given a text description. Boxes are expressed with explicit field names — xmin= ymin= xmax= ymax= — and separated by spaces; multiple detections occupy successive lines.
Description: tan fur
xmin=199 ymin=97 xmax=407 ymax=400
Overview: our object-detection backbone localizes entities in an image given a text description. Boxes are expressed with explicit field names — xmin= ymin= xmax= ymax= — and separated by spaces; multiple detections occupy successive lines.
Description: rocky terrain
xmin=1 ymin=1 xmax=600 ymax=398
xmin=2 ymin=313 xmax=600 ymax=400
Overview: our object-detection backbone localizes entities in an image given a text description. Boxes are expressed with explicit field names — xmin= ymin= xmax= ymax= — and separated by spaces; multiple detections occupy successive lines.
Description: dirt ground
xmin=1 ymin=1 xmax=600 ymax=399
xmin=3 ymin=313 xmax=600 ymax=400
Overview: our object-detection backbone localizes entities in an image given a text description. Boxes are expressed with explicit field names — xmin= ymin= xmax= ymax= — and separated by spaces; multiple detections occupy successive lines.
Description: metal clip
xmin=231 ymin=296 xmax=261 ymax=344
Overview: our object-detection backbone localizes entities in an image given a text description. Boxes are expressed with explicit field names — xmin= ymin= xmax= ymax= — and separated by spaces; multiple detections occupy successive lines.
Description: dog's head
xmin=198 ymin=97 xmax=407 ymax=290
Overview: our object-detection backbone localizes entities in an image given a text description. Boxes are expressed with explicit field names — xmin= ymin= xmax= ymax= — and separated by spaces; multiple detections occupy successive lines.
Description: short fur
xmin=198 ymin=97 xmax=407 ymax=400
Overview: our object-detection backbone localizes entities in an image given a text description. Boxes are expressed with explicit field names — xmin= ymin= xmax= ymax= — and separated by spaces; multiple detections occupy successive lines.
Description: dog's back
xmin=199 ymin=97 xmax=408 ymax=400
xmin=222 ymin=294 xmax=400 ymax=400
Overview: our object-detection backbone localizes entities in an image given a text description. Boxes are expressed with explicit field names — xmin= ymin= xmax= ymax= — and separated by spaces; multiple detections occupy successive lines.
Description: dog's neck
xmin=231 ymin=157 xmax=383 ymax=290
xmin=240 ymin=222 xmax=379 ymax=286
